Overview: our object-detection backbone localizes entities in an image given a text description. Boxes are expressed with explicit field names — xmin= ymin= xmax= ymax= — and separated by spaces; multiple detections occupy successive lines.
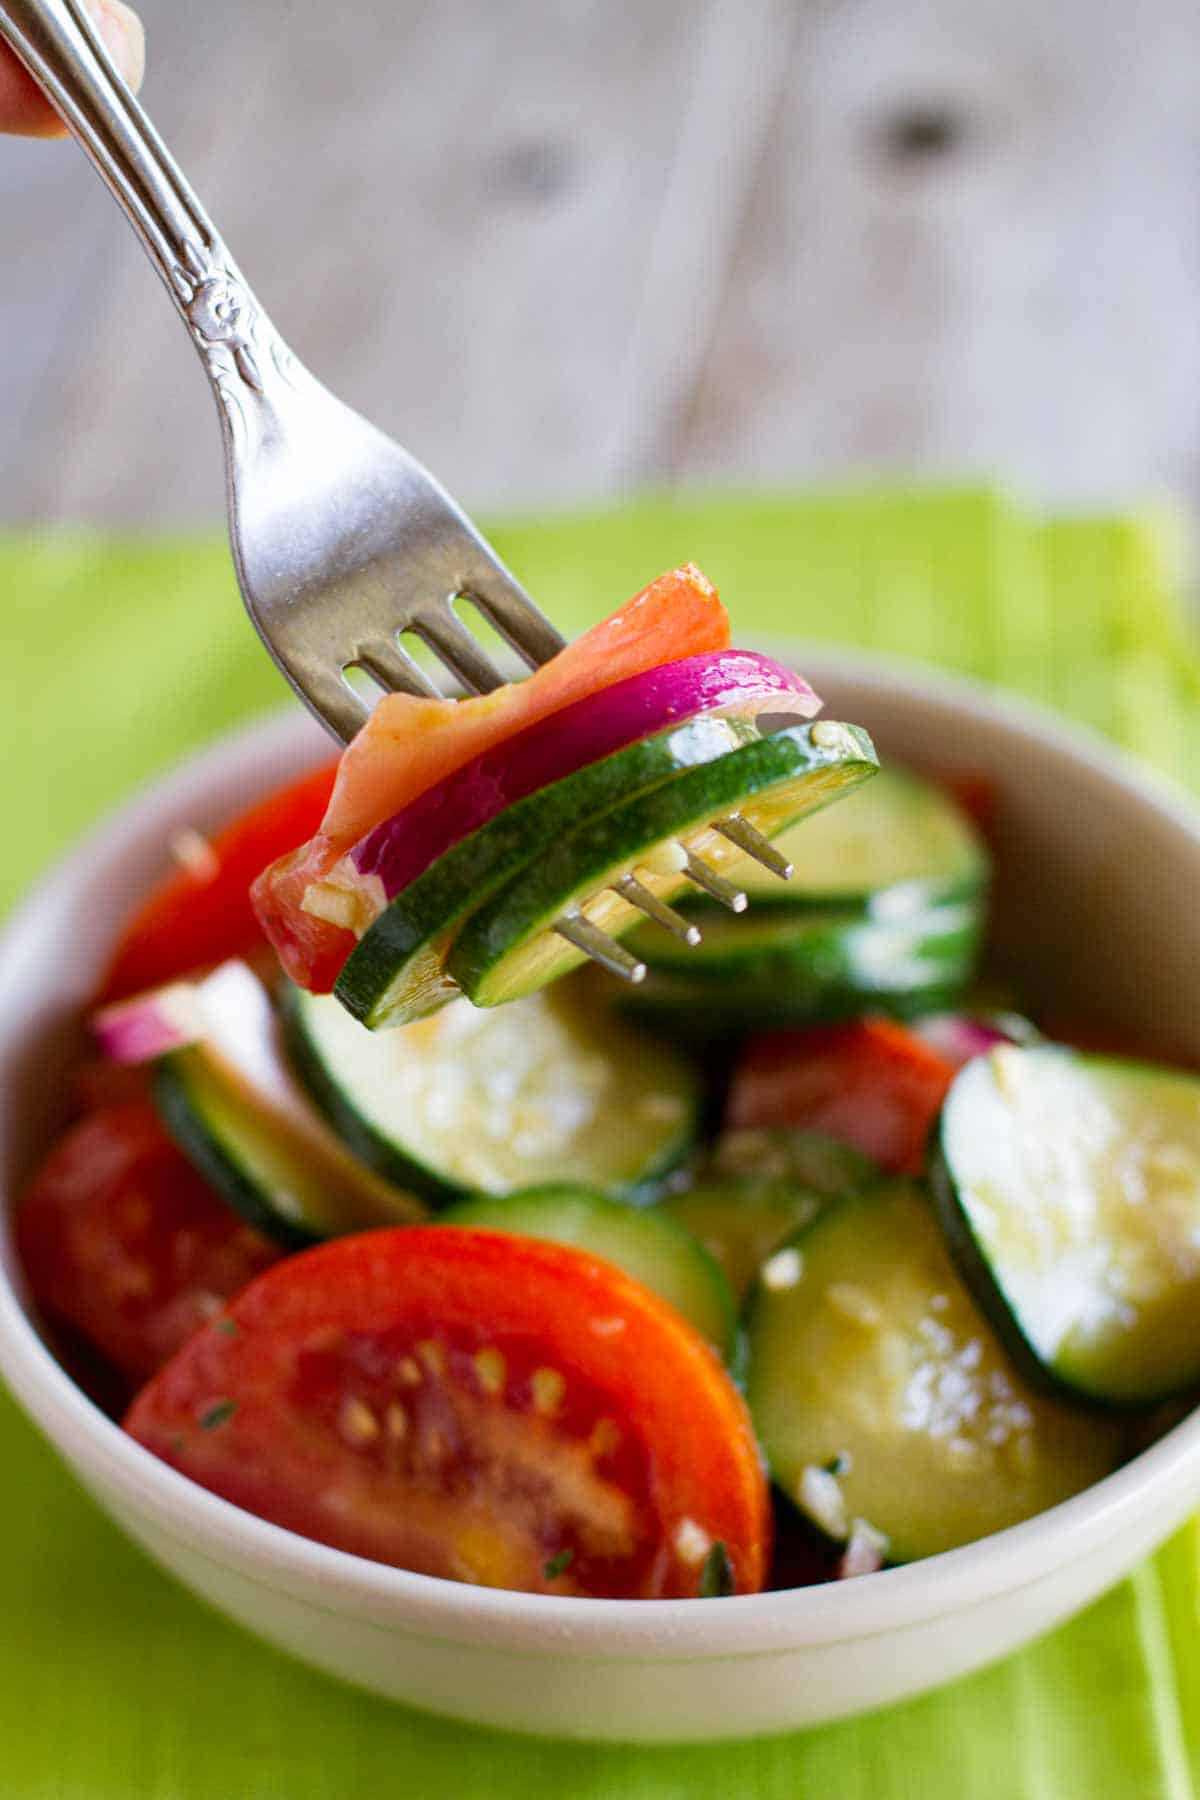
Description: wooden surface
xmin=3 ymin=0 xmax=1200 ymax=526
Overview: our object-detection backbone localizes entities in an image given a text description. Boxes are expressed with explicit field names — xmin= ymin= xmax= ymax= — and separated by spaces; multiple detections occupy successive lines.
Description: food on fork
xmin=252 ymin=565 xmax=869 ymax=1023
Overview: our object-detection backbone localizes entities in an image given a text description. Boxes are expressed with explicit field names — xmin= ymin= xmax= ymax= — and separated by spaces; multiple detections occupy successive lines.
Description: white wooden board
xmin=2 ymin=0 xmax=1198 ymax=523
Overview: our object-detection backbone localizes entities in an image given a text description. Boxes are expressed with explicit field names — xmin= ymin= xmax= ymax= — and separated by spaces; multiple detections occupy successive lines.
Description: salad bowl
xmin=2 ymin=644 xmax=1200 ymax=1743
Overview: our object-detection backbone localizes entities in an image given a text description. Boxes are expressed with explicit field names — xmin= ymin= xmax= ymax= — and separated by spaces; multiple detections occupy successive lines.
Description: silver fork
xmin=2 ymin=0 xmax=791 ymax=981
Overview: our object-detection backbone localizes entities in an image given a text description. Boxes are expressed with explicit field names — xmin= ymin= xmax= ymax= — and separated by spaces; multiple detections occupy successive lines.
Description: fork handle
xmin=0 ymin=0 xmax=287 ymax=416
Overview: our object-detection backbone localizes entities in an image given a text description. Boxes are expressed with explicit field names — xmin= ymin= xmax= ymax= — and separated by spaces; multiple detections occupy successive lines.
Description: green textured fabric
xmin=2 ymin=488 xmax=1199 ymax=1796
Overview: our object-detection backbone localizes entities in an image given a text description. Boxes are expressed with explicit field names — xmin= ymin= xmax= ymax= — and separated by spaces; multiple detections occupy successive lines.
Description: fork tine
xmin=415 ymin=606 xmax=509 ymax=694
xmin=613 ymin=874 xmax=702 ymax=944
xmin=714 ymin=814 xmax=794 ymax=880
xmin=683 ymin=852 xmax=748 ymax=912
xmin=554 ymin=914 xmax=647 ymax=983
xmin=352 ymin=639 xmax=443 ymax=700
xmin=467 ymin=585 xmax=567 ymax=673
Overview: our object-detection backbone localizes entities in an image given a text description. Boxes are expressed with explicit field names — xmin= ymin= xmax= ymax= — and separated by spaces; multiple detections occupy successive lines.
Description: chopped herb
xmin=543 ymin=1549 xmax=574 ymax=1580
xmin=698 ymin=1540 xmax=735 ymax=1598
xmin=823 ymin=1452 xmax=851 ymax=1478
xmin=215 ymin=1317 xmax=239 ymax=1338
xmin=169 ymin=1433 xmax=186 ymax=1456
xmin=199 ymin=1398 xmax=237 ymax=1431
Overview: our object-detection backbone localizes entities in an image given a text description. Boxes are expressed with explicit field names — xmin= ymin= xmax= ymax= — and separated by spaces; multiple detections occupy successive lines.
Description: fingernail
xmin=91 ymin=0 xmax=146 ymax=92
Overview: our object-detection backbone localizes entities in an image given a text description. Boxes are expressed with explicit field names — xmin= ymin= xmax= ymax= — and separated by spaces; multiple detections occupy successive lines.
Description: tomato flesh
xmin=17 ymin=1103 xmax=283 ymax=1387
xmin=125 ymin=1227 xmax=770 ymax=1598
xmin=253 ymin=565 xmax=730 ymax=991
xmin=98 ymin=759 xmax=339 ymax=1003
xmin=728 ymin=1019 xmax=956 ymax=1176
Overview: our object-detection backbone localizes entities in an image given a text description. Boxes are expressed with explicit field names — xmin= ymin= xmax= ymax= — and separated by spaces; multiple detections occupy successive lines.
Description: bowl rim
xmin=3 ymin=643 xmax=1200 ymax=1659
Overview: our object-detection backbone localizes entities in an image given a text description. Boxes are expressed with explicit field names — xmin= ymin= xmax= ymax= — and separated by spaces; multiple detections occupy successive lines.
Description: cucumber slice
xmin=450 ymin=721 xmax=879 ymax=1009
xmin=662 ymin=1131 xmax=877 ymax=1299
xmin=442 ymin=1186 xmax=737 ymax=1361
xmin=720 ymin=764 xmax=987 ymax=911
xmin=745 ymin=1180 xmax=1121 ymax=1560
xmin=285 ymin=977 xmax=700 ymax=1202
xmin=334 ymin=712 xmax=760 ymax=1029
xmin=934 ymin=1045 xmax=1200 ymax=1406
xmin=624 ymin=898 xmax=980 ymax=1025
xmin=152 ymin=965 xmax=426 ymax=1245
xmin=704 ymin=1128 xmax=879 ymax=1192
xmin=661 ymin=1183 xmax=824 ymax=1303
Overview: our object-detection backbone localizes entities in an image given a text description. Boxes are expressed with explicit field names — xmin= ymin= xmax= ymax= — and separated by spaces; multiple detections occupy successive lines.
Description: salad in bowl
xmin=9 ymin=564 xmax=1200 ymax=1617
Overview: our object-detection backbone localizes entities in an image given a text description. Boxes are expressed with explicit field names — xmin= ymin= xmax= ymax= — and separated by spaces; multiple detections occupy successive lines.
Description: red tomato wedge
xmin=98 ymin=759 xmax=339 ymax=1003
xmin=727 ymin=1019 xmax=956 ymax=1176
xmin=253 ymin=564 xmax=730 ymax=991
xmin=16 ymin=1103 xmax=282 ymax=1387
xmin=125 ymin=1227 xmax=770 ymax=1598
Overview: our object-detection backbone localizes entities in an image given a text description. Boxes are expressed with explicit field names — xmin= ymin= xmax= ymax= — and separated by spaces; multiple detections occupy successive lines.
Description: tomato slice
xmin=124 ymin=1226 xmax=770 ymax=1598
xmin=253 ymin=564 xmax=730 ymax=991
xmin=17 ymin=1103 xmax=283 ymax=1388
xmin=727 ymin=1019 xmax=956 ymax=1176
xmin=98 ymin=759 xmax=339 ymax=1004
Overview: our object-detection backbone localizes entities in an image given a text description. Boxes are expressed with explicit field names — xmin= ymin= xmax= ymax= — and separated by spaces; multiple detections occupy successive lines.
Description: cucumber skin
xmin=661 ymin=1132 xmax=881 ymax=1303
xmin=930 ymin=1127 xmax=1168 ymax=1416
xmin=625 ymin=901 xmax=981 ymax=1031
xmin=724 ymin=763 xmax=989 ymax=916
xmin=452 ymin=722 xmax=879 ymax=1008
xmin=279 ymin=987 xmax=470 ymax=1205
xmin=334 ymin=712 xmax=759 ymax=1029
xmin=930 ymin=1047 xmax=1200 ymax=1413
xmin=152 ymin=1060 xmax=317 ymax=1251
xmin=284 ymin=986 xmax=702 ymax=1206
xmin=442 ymin=1184 xmax=739 ymax=1365
xmin=716 ymin=868 xmax=985 ymax=919
xmin=705 ymin=1128 xmax=878 ymax=1196
xmin=745 ymin=1179 xmax=1122 ymax=1558
xmin=627 ymin=901 xmax=979 ymax=982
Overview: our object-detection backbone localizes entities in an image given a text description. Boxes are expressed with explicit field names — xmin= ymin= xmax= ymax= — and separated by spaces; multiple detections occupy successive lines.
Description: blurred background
xmin=5 ymin=0 xmax=1200 ymax=528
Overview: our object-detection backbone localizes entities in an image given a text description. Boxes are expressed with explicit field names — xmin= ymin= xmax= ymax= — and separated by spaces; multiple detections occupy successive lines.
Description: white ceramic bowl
xmin=3 ymin=647 xmax=1200 ymax=1745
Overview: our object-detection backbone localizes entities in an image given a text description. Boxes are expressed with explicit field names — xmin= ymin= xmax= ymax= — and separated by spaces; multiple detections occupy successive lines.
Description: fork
xmin=1 ymin=0 xmax=792 ymax=981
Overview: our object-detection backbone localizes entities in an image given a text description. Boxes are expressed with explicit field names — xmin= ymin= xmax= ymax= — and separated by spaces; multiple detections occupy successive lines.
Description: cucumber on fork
xmin=450 ymin=722 xmax=878 ymax=1009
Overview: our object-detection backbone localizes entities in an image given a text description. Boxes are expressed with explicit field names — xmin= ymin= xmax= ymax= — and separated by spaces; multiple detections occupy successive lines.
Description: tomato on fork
xmin=125 ymin=1227 xmax=771 ymax=1599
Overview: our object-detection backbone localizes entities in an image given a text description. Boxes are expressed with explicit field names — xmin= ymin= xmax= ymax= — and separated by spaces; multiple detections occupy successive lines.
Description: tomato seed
xmin=339 ymin=1396 xmax=380 ymax=1445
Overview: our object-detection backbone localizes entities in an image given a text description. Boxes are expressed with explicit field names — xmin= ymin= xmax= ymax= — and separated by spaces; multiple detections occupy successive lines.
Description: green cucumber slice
xmin=335 ymin=712 xmax=760 ymax=1029
xmin=285 ymin=977 xmax=700 ymax=1202
xmin=662 ymin=1130 xmax=877 ymax=1299
xmin=934 ymin=1045 xmax=1200 ymax=1406
xmin=442 ymin=1186 xmax=737 ymax=1361
xmin=154 ymin=1051 xmax=425 ymax=1247
xmin=721 ymin=764 xmax=987 ymax=911
xmin=745 ymin=1180 xmax=1121 ymax=1560
xmin=624 ymin=898 xmax=980 ymax=1026
xmin=704 ymin=1128 xmax=879 ymax=1192
xmin=450 ymin=721 xmax=879 ymax=1009
xmin=660 ymin=1183 xmax=823 ymax=1303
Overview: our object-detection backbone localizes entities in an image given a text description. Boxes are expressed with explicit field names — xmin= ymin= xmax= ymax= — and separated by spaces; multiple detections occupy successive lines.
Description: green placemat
xmin=2 ymin=487 xmax=1199 ymax=1797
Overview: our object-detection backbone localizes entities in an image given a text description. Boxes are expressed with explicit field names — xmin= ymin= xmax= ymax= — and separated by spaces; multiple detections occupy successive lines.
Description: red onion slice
xmin=93 ymin=980 xmax=205 ymax=1065
xmin=331 ymin=649 xmax=818 ymax=915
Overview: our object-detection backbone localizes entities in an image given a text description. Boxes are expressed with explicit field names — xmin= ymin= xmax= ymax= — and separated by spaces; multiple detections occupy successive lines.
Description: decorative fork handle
xmin=0 ymin=0 xmax=289 ymax=424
